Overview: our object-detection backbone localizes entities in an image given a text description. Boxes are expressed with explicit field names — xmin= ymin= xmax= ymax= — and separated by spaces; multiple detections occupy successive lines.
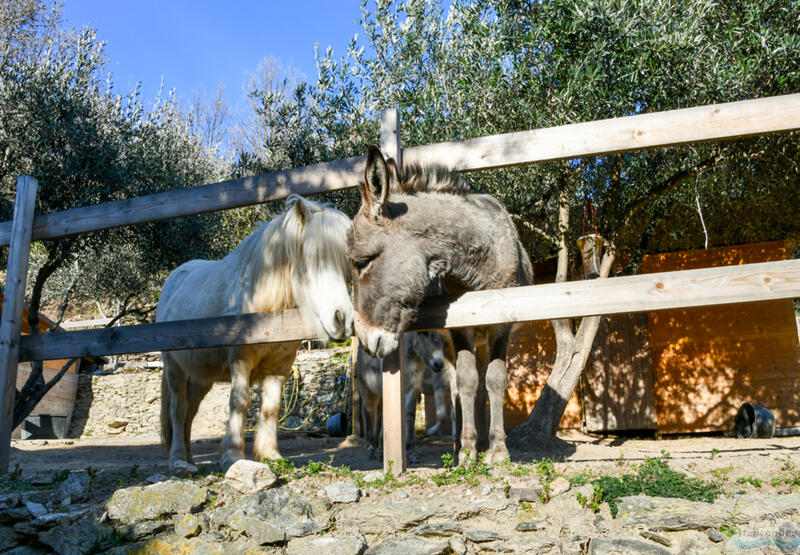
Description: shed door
xmin=583 ymin=313 xmax=657 ymax=431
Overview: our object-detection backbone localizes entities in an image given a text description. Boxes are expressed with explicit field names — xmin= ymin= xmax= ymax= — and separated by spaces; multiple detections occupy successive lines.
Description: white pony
xmin=157 ymin=195 xmax=353 ymax=473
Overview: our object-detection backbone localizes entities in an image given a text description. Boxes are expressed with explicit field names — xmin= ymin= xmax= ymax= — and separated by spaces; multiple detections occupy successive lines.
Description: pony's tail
xmin=160 ymin=366 xmax=172 ymax=450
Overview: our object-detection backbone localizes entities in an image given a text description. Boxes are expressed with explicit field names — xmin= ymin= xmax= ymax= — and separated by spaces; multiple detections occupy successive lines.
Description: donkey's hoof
xmin=486 ymin=445 xmax=510 ymax=465
xmin=169 ymin=460 xmax=198 ymax=477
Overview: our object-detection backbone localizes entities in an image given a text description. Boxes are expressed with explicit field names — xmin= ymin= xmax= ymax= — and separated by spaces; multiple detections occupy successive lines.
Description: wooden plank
xmin=404 ymin=93 xmax=800 ymax=172
xmin=18 ymin=259 xmax=800 ymax=362
xmin=411 ymin=259 xmax=800 ymax=331
xmin=60 ymin=317 xmax=113 ymax=329
xmin=20 ymin=311 xmax=313 ymax=362
xmin=0 ymin=155 xmax=366 ymax=246
xmin=642 ymin=241 xmax=800 ymax=434
xmin=583 ymin=313 xmax=656 ymax=431
xmin=2 ymin=94 xmax=799 ymax=247
xmin=381 ymin=107 xmax=406 ymax=475
xmin=382 ymin=342 xmax=407 ymax=475
xmin=505 ymin=320 xmax=582 ymax=430
xmin=15 ymin=364 xmax=78 ymax=419
xmin=0 ymin=177 xmax=37 ymax=471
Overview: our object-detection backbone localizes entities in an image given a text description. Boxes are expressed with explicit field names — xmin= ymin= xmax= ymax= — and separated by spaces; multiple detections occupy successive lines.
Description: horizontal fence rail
xmin=0 ymin=155 xmax=366 ymax=246
xmin=2 ymin=93 xmax=799 ymax=247
xmin=19 ymin=259 xmax=800 ymax=362
xmin=404 ymin=94 xmax=800 ymax=171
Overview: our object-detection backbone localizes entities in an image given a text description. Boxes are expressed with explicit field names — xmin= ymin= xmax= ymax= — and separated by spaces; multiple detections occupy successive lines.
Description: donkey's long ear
xmin=363 ymin=145 xmax=390 ymax=218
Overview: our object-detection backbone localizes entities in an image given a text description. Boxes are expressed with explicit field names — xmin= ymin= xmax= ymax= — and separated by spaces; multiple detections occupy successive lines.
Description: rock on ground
xmin=286 ymin=535 xmax=367 ymax=555
xmin=325 ymin=481 xmax=360 ymax=503
xmin=106 ymin=479 xmax=208 ymax=524
xmin=224 ymin=460 xmax=278 ymax=494
xmin=210 ymin=487 xmax=322 ymax=545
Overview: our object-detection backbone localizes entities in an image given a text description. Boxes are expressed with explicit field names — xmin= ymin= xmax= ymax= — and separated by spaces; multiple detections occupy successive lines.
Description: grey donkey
xmin=355 ymin=331 xmax=454 ymax=461
xmin=348 ymin=146 xmax=533 ymax=464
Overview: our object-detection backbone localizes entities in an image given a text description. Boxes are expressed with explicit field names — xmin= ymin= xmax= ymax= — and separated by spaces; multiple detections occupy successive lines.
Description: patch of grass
xmin=52 ymin=469 xmax=70 ymax=483
xmin=711 ymin=465 xmax=734 ymax=482
xmin=535 ymin=458 xmax=558 ymax=502
xmin=720 ymin=524 xmax=738 ymax=537
xmin=569 ymin=469 xmax=594 ymax=487
xmin=737 ymin=476 xmax=762 ymax=488
xmin=590 ymin=454 xmax=721 ymax=517
xmin=773 ymin=456 xmax=800 ymax=489
xmin=7 ymin=463 xmax=21 ymax=481
xmin=576 ymin=484 xmax=604 ymax=513
xmin=710 ymin=448 xmax=720 ymax=460
xmin=430 ymin=451 xmax=491 ymax=487
xmin=263 ymin=455 xmax=358 ymax=482
xmin=263 ymin=458 xmax=297 ymax=479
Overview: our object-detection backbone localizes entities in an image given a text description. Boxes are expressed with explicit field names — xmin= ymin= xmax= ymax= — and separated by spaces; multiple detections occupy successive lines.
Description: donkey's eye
xmin=354 ymin=254 xmax=377 ymax=275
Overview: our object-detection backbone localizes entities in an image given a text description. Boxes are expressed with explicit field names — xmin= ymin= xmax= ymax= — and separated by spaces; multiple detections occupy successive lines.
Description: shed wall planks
xmin=641 ymin=241 xmax=800 ymax=434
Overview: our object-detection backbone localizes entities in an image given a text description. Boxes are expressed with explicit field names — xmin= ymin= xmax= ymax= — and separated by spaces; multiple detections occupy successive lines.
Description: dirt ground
xmin=11 ymin=431 xmax=800 ymax=490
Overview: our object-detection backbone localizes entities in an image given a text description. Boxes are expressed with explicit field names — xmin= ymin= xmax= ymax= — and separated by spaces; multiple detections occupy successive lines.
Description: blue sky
xmin=61 ymin=1 xmax=364 ymax=114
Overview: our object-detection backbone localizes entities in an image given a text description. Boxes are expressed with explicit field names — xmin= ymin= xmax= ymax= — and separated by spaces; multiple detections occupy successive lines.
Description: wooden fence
xmin=1 ymin=93 xmax=800 ymax=473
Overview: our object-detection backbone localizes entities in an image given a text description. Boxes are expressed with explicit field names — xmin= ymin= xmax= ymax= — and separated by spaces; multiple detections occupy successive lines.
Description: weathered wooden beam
xmin=19 ymin=259 xmax=800 ymax=362
xmin=411 ymin=259 xmax=800 ymax=330
xmin=381 ymin=107 xmax=407 ymax=475
xmin=0 ymin=177 xmax=37 ymax=471
xmin=18 ymin=259 xmax=800 ymax=362
xmin=382 ymin=344 xmax=407 ymax=475
xmin=0 ymin=155 xmax=366 ymax=246
xmin=2 ymin=94 xmax=798 ymax=247
xmin=20 ymin=311 xmax=313 ymax=362
xmin=404 ymin=93 xmax=800 ymax=172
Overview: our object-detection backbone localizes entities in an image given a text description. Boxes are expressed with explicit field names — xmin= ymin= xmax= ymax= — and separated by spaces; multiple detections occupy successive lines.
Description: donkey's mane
xmin=394 ymin=163 xmax=475 ymax=196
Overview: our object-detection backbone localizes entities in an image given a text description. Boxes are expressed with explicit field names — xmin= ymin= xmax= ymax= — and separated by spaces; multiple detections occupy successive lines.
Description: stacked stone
xmin=67 ymin=347 xmax=352 ymax=439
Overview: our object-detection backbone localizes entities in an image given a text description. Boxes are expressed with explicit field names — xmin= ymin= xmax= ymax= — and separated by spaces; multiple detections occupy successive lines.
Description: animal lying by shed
xmin=348 ymin=147 xmax=533 ymax=464
xmin=157 ymin=195 xmax=353 ymax=473
xmin=355 ymin=331 xmax=454 ymax=461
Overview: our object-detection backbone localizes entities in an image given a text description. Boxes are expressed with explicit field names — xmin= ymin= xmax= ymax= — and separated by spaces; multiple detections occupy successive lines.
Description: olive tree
xmin=303 ymin=0 xmax=800 ymax=443
xmin=0 ymin=1 xmax=247 ymax=426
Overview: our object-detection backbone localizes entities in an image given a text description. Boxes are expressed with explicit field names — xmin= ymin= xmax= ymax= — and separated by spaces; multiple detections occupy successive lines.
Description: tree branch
xmin=511 ymin=214 xmax=558 ymax=246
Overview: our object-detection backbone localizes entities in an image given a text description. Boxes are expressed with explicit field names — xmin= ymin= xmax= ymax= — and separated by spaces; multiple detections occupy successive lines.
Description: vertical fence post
xmin=0 ymin=176 xmax=38 ymax=472
xmin=380 ymin=108 xmax=407 ymax=475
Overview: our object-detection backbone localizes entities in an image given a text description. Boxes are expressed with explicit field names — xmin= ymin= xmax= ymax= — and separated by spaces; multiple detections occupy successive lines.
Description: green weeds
xmin=589 ymin=454 xmax=721 ymax=517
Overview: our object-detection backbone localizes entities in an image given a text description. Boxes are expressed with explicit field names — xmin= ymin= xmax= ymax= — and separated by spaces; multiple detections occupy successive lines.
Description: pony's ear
xmin=287 ymin=194 xmax=312 ymax=226
xmin=364 ymin=145 xmax=390 ymax=218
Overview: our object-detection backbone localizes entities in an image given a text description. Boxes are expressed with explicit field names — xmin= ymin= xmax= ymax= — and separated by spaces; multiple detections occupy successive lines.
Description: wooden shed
xmin=0 ymin=294 xmax=81 ymax=438
xmin=505 ymin=240 xmax=800 ymax=435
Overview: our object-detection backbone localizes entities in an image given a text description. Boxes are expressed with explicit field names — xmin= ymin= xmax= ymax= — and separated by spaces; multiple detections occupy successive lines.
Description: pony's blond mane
xmin=229 ymin=195 xmax=350 ymax=322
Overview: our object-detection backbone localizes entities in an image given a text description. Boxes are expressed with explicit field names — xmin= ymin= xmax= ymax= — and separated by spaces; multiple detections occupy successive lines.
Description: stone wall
xmin=67 ymin=347 xmax=352 ymax=439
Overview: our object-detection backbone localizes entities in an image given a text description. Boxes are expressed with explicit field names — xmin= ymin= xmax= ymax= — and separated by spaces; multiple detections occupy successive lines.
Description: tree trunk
xmin=508 ymin=181 xmax=616 ymax=448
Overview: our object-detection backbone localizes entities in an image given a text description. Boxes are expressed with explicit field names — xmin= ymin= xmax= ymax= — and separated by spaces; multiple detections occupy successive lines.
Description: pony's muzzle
xmin=325 ymin=308 xmax=353 ymax=341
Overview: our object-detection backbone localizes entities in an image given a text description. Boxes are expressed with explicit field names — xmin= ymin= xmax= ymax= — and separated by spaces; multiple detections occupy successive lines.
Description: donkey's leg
xmin=486 ymin=326 xmax=512 ymax=464
xmin=485 ymin=358 xmax=510 ymax=464
xmin=455 ymin=349 xmax=479 ymax=464
xmin=365 ymin=393 xmax=381 ymax=460
xmin=166 ymin=369 xmax=195 ymax=474
xmin=183 ymin=380 xmax=212 ymax=466
xmin=253 ymin=372 xmax=288 ymax=461
xmin=221 ymin=360 xmax=251 ymax=471
xmin=403 ymin=358 xmax=423 ymax=455
xmin=428 ymin=371 xmax=448 ymax=436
